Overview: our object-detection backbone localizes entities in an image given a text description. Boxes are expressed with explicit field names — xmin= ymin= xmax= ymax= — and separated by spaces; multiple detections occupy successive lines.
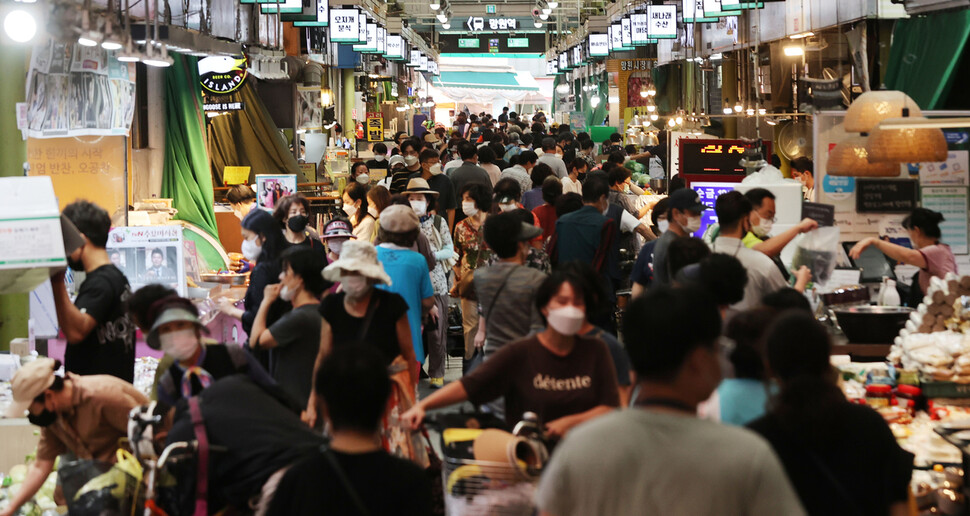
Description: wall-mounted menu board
xmin=856 ymin=179 xmax=919 ymax=213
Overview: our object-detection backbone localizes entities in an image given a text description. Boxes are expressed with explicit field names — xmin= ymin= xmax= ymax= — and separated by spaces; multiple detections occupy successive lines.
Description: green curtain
xmin=884 ymin=9 xmax=970 ymax=110
xmin=162 ymin=54 xmax=219 ymax=241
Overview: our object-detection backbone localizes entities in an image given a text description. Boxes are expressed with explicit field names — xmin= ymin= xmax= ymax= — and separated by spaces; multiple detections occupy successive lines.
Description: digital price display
xmin=679 ymin=139 xmax=772 ymax=177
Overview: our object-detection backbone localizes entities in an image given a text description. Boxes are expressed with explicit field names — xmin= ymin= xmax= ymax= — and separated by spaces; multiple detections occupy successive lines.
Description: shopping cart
xmin=430 ymin=412 xmax=549 ymax=516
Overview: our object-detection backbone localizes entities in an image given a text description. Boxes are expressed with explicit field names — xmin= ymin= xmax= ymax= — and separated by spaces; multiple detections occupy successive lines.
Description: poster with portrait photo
xmin=106 ymin=225 xmax=186 ymax=296
xmin=255 ymin=174 xmax=298 ymax=211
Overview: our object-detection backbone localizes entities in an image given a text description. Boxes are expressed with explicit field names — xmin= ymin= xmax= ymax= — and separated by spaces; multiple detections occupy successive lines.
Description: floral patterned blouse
xmin=453 ymin=218 xmax=492 ymax=286
xmin=419 ymin=214 xmax=453 ymax=296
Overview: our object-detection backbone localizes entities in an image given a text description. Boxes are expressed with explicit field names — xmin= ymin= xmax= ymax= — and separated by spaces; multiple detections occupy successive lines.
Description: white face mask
xmin=684 ymin=215 xmax=702 ymax=233
xmin=328 ymin=239 xmax=345 ymax=256
xmin=159 ymin=328 xmax=199 ymax=361
xmin=658 ymin=220 xmax=670 ymax=234
xmin=752 ymin=218 xmax=773 ymax=238
xmin=241 ymin=237 xmax=262 ymax=262
xmin=498 ymin=202 xmax=517 ymax=213
xmin=374 ymin=155 xmax=386 ymax=162
xmin=462 ymin=201 xmax=479 ymax=217
xmin=410 ymin=199 xmax=428 ymax=217
xmin=546 ymin=306 xmax=585 ymax=336
xmin=343 ymin=202 xmax=358 ymax=218
xmin=341 ymin=275 xmax=370 ymax=298
xmin=356 ymin=173 xmax=370 ymax=184
xmin=404 ymin=155 xmax=419 ymax=167
xmin=279 ymin=284 xmax=296 ymax=302
xmin=367 ymin=205 xmax=379 ymax=218
xmin=429 ymin=163 xmax=443 ymax=176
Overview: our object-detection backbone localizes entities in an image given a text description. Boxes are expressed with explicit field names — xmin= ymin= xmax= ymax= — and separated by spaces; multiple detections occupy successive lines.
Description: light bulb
xmin=539 ymin=13 xmax=548 ymax=20
xmin=3 ymin=10 xmax=37 ymax=43
xmin=590 ymin=96 xmax=601 ymax=108
xmin=437 ymin=13 xmax=448 ymax=22
xmin=783 ymin=45 xmax=804 ymax=57
xmin=733 ymin=103 xmax=743 ymax=113
xmin=667 ymin=118 xmax=676 ymax=128
xmin=649 ymin=113 xmax=659 ymax=121
xmin=745 ymin=108 xmax=754 ymax=116
xmin=758 ymin=107 xmax=767 ymax=116
xmin=556 ymin=83 xmax=569 ymax=94
xmin=723 ymin=106 xmax=733 ymax=115
xmin=542 ymin=7 xmax=551 ymax=14
xmin=442 ymin=22 xmax=451 ymax=29
xmin=78 ymin=33 xmax=99 ymax=47
xmin=548 ymin=1 xmax=558 ymax=7
xmin=396 ymin=105 xmax=407 ymax=112
xmin=675 ymin=116 xmax=683 ymax=125
xmin=640 ymin=89 xmax=648 ymax=98
xmin=647 ymin=88 xmax=656 ymax=96
xmin=430 ymin=1 xmax=441 ymax=9
xmin=533 ymin=21 xmax=541 ymax=28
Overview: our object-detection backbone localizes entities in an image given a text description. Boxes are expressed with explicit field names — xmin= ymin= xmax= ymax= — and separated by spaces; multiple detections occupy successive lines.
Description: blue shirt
xmin=717 ymin=379 xmax=772 ymax=426
xmin=522 ymin=187 xmax=544 ymax=212
xmin=376 ymin=246 xmax=434 ymax=362
xmin=554 ymin=206 xmax=615 ymax=271
xmin=630 ymin=240 xmax=659 ymax=287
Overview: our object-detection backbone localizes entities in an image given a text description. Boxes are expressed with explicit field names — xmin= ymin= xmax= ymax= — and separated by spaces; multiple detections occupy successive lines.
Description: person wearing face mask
xmin=384 ymin=155 xmax=412 ymax=194
xmin=403 ymin=271 xmax=620 ymax=439
xmin=273 ymin=193 xmax=326 ymax=256
xmin=790 ymin=157 xmax=815 ymax=201
xmin=310 ymin=240 xmax=425 ymax=462
xmin=349 ymin=161 xmax=371 ymax=186
xmin=220 ymin=209 xmax=290 ymax=366
xmin=0 ymin=358 xmax=149 ymax=516
xmin=365 ymin=142 xmax=389 ymax=171
xmin=492 ymin=177 xmax=525 ymax=214
xmin=550 ymin=176 xmax=617 ymax=279
xmin=249 ymin=248 xmax=330 ymax=409
xmin=342 ymin=181 xmax=375 ymax=241
xmin=446 ymin=142 xmax=493 ymax=223
xmin=405 ymin=179 xmax=454 ymax=387
xmin=630 ymin=198 xmax=669 ymax=298
xmin=651 ymin=188 xmax=707 ymax=287
xmin=399 ymin=139 xmax=423 ymax=176
xmin=451 ymin=183 xmax=494 ymax=367
xmin=366 ymin=185 xmax=391 ymax=240
xmin=409 ymin=148 xmax=457 ymax=229
xmin=52 ymin=201 xmax=136 ymax=382
xmin=712 ymin=191 xmax=811 ymax=312
xmin=319 ymin=218 xmax=356 ymax=264
xmin=226 ymin=184 xmax=258 ymax=220
xmin=536 ymin=136 xmax=569 ymax=179
xmin=148 ymin=297 xmax=274 ymax=406
xmin=561 ymin=159 xmax=585 ymax=195
xmin=535 ymin=287 xmax=804 ymax=516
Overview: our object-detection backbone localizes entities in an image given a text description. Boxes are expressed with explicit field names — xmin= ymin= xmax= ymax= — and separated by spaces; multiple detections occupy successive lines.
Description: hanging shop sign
xmin=330 ymin=9 xmax=360 ymax=43
xmin=620 ymin=18 xmax=634 ymax=50
xmin=464 ymin=17 xmax=518 ymax=31
xmin=260 ymin=0 xmax=301 ymax=15
xmin=317 ymin=0 xmax=328 ymax=25
xmin=419 ymin=54 xmax=429 ymax=71
xmin=386 ymin=34 xmax=405 ymax=60
xmin=377 ymin=27 xmax=386 ymax=55
xmin=203 ymin=101 xmax=245 ymax=112
xmin=508 ymin=38 xmax=530 ymax=48
xmin=702 ymin=0 xmax=741 ymax=17
xmin=683 ymin=0 xmax=717 ymax=23
xmin=559 ymin=53 xmax=570 ymax=72
xmin=198 ymin=55 xmax=248 ymax=94
xmin=408 ymin=50 xmax=421 ymax=67
xmin=647 ymin=5 xmax=678 ymax=39
xmin=366 ymin=113 xmax=384 ymax=142
xmin=630 ymin=13 xmax=649 ymax=46
xmin=358 ymin=14 xmax=368 ymax=44
xmin=571 ymin=47 xmax=582 ymax=67
xmin=721 ymin=0 xmax=742 ymax=9
xmin=588 ymin=33 xmax=609 ymax=57
xmin=353 ymin=22 xmax=378 ymax=52
xmin=610 ymin=24 xmax=622 ymax=51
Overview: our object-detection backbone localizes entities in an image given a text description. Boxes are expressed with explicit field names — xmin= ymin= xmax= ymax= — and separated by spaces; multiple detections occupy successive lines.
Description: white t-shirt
xmin=712 ymin=236 xmax=788 ymax=311
xmin=535 ymin=409 xmax=805 ymax=516
xmin=561 ymin=176 xmax=582 ymax=195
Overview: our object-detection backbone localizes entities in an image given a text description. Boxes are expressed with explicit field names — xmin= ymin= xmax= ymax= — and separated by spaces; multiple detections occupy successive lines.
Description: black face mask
xmin=68 ymin=257 xmax=85 ymax=271
xmin=287 ymin=215 xmax=309 ymax=233
xmin=578 ymin=172 xmax=588 ymax=183
xmin=28 ymin=409 xmax=57 ymax=427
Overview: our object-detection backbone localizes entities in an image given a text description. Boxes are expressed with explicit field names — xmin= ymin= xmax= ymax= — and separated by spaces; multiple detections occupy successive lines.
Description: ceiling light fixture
xmin=100 ymin=17 xmax=123 ymax=50
xmin=547 ymin=0 xmax=558 ymax=7
xmin=3 ymin=9 xmax=37 ymax=43
xmin=429 ymin=1 xmax=441 ymax=10
xmin=789 ymin=31 xmax=814 ymax=39
xmin=533 ymin=20 xmax=541 ymax=28
xmin=143 ymin=44 xmax=173 ymax=67
xmin=783 ymin=45 xmax=804 ymax=57
xmin=77 ymin=8 xmax=100 ymax=46
xmin=539 ymin=13 xmax=548 ymax=20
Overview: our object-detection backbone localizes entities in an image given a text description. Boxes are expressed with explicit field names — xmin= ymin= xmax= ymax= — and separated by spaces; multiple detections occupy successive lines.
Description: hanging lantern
xmin=844 ymin=90 xmax=922 ymax=133
xmin=866 ymin=118 xmax=948 ymax=164
xmin=827 ymin=136 xmax=899 ymax=177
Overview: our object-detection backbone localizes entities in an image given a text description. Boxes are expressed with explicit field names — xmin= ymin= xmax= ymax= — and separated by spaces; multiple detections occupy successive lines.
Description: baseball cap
xmin=668 ymin=188 xmax=708 ymax=213
xmin=321 ymin=219 xmax=356 ymax=240
xmin=5 ymin=358 xmax=57 ymax=418
xmin=516 ymin=222 xmax=542 ymax=241
xmin=388 ymin=155 xmax=407 ymax=169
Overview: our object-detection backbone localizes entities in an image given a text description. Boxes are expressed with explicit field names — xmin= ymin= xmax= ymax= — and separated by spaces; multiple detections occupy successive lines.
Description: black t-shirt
xmin=319 ymin=289 xmax=409 ymax=365
xmin=66 ymin=264 xmax=136 ymax=382
xmin=166 ymin=375 xmax=324 ymax=509
xmin=286 ymin=236 xmax=328 ymax=259
xmin=268 ymin=304 xmax=322 ymax=407
xmin=266 ymin=448 xmax=432 ymax=516
xmin=747 ymin=390 xmax=913 ymax=516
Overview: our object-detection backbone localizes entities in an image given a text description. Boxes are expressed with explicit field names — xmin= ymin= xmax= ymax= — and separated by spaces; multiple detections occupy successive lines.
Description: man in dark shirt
xmin=498 ymin=106 xmax=509 ymax=124
xmin=54 ymin=201 xmax=135 ymax=382
xmin=447 ymin=141 xmax=493 ymax=225
xmin=365 ymin=142 xmax=389 ymax=171
xmin=266 ymin=345 xmax=432 ymax=516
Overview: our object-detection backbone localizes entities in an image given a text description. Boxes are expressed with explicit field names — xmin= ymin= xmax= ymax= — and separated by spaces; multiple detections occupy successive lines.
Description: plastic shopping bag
xmin=63 ymin=449 xmax=144 ymax=516
xmin=791 ymin=226 xmax=841 ymax=286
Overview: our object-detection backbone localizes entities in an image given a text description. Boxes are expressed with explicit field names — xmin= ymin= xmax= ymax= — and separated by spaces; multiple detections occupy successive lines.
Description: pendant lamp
xmin=826 ymin=136 xmax=899 ymax=177
xmin=843 ymin=90 xmax=921 ymax=133
xmin=866 ymin=116 xmax=948 ymax=164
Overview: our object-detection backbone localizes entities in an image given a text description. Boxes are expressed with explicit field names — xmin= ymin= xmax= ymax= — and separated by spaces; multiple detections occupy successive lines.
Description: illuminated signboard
xmin=329 ymin=8 xmax=359 ymax=43
xmin=588 ymin=33 xmax=609 ymax=57
xmin=647 ymin=5 xmax=678 ymax=39
xmin=680 ymin=139 xmax=772 ymax=176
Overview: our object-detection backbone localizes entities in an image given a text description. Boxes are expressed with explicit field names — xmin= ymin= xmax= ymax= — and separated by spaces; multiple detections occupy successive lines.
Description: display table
xmin=0 ymin=418 xmax=39 ymax=474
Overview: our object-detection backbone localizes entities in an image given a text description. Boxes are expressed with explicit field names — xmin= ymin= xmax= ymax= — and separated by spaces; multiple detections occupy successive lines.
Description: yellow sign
xmin=223 ymin=166 xmax=252 ymax=185
xmin=298 ymin=163 xmax=317 ymax=182
xmin=27 ymin=136 xmax=128 ymax=224
xmin=367 ymin=116 xmax=384 ymax=142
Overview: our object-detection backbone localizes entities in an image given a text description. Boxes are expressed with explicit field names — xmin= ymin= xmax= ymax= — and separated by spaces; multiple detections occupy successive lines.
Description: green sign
xmin=486 ymin=4 xmax=496 ymax=13
xmin=458 ymin=38 xmax=480 ymax=48
xmin=507 ymin=38 xmax=529 ymax=48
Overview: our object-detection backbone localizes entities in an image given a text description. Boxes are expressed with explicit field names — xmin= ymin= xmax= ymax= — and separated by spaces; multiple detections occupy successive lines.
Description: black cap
xmin=668 ymin=188 xmax=708 ymax=213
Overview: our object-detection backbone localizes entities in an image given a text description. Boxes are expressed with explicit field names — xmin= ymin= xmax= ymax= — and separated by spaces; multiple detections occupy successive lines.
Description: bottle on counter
xmin=878 ymin=277 xmax=901 ymax=306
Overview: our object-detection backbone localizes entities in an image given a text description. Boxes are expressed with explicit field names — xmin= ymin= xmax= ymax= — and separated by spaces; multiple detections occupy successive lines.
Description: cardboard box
xmin=0 ymin=177 xmax=67 ymax=294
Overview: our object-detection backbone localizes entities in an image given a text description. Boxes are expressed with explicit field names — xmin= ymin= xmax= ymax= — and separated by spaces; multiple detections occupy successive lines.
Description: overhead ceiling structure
xmin=388 ymin=0 xmax=604 ymax=35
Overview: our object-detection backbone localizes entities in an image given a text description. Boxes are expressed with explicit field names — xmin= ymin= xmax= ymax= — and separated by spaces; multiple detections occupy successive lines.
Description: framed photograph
xmin=255 ymin=174 xmax=298 ymax=211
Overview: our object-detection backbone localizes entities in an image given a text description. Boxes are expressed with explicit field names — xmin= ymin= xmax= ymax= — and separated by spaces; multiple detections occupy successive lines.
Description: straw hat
xmin=322 ymin=240 xmax=392 ymax=285
xmin=405 ymin=178 xmax=439 ymax=197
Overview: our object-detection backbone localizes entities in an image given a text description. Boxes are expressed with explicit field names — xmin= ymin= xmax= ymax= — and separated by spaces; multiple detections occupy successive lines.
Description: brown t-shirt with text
xmin=461 ymin=335 xmax=620 ymax=426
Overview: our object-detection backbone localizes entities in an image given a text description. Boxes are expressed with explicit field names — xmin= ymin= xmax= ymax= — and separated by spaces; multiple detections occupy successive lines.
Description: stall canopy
xmin=431 ymin=69 xmax=544 ymax=104
xmin=884 ymin=9 xmax=970 ymax=110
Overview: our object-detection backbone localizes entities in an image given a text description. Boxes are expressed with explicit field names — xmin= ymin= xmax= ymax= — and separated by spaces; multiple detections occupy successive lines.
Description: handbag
xmin=456 ymin=268 xmax=477 ymax=301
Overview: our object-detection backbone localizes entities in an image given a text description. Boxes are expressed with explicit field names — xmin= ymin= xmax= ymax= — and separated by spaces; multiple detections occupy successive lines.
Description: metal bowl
xmin=200 ymin=273 xmax=247 ymax=285
xmin=832 ymin=305 xmax=913 ymax=344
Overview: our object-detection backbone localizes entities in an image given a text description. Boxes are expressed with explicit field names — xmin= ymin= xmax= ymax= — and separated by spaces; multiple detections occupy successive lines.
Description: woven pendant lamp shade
xmin=866 ymin=118 xmax=948 ymax=164
xmin=844 ymin=91 xmax=922 ymax=133
xmin=827 ymin=136 xmax=899 ymax=177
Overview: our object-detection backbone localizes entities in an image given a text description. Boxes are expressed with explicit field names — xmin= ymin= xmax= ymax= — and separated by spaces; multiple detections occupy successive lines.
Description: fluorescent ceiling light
xmin=875 ymin=117 xmax=970 ymax=130
xmin=783 ymin=45 xmax=804 ymax=57
xmin=789 ymin=31 xmax=814 ymax=39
